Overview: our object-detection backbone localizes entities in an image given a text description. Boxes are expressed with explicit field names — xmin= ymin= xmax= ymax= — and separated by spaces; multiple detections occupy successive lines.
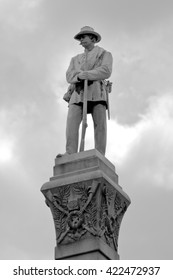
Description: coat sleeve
xmin=86 ymin=51 xmax=113 ymax=81
xmin=66 ymin=57 xmax=81 ymax=84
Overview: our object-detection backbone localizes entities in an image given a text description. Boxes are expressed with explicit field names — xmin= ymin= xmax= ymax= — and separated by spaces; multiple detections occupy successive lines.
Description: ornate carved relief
xmin=45 ymin=179 xmax=128 ymax=252
xmin=99 ymin=183 xmax=128 ymax=251
xmin=45 ymin=180 xmax=99 ymax=244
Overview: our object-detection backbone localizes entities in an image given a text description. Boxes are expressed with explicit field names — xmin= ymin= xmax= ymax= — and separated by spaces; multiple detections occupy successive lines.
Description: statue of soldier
xmin=59 ymin=26 xmax=113 ymax=156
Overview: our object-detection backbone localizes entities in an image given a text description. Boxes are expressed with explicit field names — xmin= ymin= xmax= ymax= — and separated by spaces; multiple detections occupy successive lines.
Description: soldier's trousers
xmin=66 ymin=102 xmax=107 ymax=155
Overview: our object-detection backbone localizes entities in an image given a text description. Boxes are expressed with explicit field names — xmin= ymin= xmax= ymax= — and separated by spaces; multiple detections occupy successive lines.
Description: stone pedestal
xmin=41 ymin=149 xmax=131 ymax=260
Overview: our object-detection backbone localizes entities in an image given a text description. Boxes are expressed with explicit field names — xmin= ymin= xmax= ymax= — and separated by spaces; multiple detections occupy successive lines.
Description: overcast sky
xmin=0 ymin=0 xmax=173 ymax=260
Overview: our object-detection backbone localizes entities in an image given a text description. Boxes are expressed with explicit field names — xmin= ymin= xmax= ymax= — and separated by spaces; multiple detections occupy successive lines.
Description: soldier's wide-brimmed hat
xmin=74 ymin=26 xmax=101 ymax=43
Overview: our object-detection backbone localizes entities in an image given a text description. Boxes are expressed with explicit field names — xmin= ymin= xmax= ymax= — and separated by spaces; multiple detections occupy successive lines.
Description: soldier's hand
xmin=78 ymin=71 xmax=89 ymax=80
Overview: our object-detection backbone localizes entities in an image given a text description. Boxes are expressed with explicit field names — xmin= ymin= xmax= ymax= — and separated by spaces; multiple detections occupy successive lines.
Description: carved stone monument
xmin=41 ymin=149 xmax=131 ymax=260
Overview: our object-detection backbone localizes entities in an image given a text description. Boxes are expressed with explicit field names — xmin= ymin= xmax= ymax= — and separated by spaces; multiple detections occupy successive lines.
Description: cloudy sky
xmin=0 ymin=0 xmax=173 ymax=260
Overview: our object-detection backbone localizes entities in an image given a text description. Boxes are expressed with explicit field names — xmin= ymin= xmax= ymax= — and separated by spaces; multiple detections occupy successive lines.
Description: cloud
xmin=0 ymin=0 xmax=43 ymax=31
xmin=106 ymin=0 xmax=173 ymax=32
xmin=106 ymin=92 xmax=173 ymax=191
xmin=110 ymin=18 xmax=173 ymax=124
xmin=0 ymin=137 xmax=14 ymax=163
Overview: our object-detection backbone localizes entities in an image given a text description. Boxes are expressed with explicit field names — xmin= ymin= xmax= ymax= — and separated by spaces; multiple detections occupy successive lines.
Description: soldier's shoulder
xmin=97 ymin=46 xmax=112 ymax=55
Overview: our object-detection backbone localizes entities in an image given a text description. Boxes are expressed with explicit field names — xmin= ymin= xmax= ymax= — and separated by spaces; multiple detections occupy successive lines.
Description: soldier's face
xmin=80 ymin=34 xmax=93 ymax=48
